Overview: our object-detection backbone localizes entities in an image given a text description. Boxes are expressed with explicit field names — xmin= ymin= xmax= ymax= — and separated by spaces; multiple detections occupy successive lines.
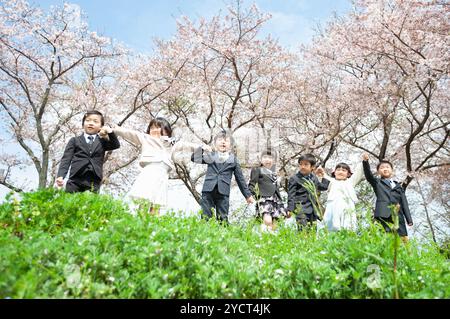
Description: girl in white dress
xmin=101 ymin=118 xmax=208 ymax=215
xmin=316 ymin=157 xmax=364 ymax=231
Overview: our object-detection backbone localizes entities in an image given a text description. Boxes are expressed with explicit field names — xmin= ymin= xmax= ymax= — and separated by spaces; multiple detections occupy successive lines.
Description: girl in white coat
xmin=101 ymin=117 xmax=208 ymax=215
xmin=316 ymin=157 xmax=364 ymax=231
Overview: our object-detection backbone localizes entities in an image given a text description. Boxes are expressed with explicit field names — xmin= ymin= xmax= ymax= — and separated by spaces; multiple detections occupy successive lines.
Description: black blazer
xmin=287 ymin=172 xmax=330 ymax=216
xmin=363 ymin=160 xmax=413 ymax=224
xmin=57 ymin=133 xmax=120 ymax=181
xmin=248 ymin=167 xmax=282 ymax=200
xmin=191 ymin=147 xmax=252 ymax=198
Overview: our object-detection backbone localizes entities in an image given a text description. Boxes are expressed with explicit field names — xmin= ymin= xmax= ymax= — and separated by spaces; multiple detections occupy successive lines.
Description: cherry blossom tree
xmin=1 ymin=0 xmax=447 ymax=239
xmin=0 ymin=0 xmax=127 ymax=190
xmin=149 ymin=1 xmax=298 ymax=202
xmin=302 ymin=0 xmax=449 ymax=188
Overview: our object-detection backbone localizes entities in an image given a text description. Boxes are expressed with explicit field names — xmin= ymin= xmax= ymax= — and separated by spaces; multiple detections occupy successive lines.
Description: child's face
xmin=298 ymin=160 xmax=314 ymax=175
xmin=83 ymin=114 xmax=102 ymax=135
xmin=261 ymin=155 xmax=274 ymax=169
xmin=215 ymin=137 xmax=231 ymax=152
xmin=378 ymin=163 xmax=393 ymax=179
xmin=149 ymin=125 xmax=162 ymax=138
xmin=334 ymin=167 xmax=350 ymax=181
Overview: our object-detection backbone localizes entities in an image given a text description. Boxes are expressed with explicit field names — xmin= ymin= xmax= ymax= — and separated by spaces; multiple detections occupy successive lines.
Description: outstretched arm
xmin=316 ymin=176 xmax=330 ymax=191
xmin=112 ymin=127 xmax=144 ymax=147
xmin=173 ymin=142 xmax=211 ymax=164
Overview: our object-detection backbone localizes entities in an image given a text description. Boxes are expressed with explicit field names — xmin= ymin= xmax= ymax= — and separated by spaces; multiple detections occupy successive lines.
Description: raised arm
xmin=363 ymin=160 xmax=377 ymax=189
xmin=315 ymin=175 xmax=330 ymax=191
xmin=316 ymin=166 xmax=333 ymax=185
xmin=350 ymin=162 xmax=364 ymax=187
xmin=103 ymin=132 xmax=120 ymax=151
xmin=191 ymin=146 xmax=206 ymax=164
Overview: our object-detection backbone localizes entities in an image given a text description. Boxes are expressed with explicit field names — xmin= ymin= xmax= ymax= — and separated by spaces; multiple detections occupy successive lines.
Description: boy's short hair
xmin=82 ymin=110 xmax=104 ymax=126
xmin=214 ymin=130 xmax=235 ymax=146
xmin=377 ymin=159 xmax=393 ymax=170
xmin=298 ymin=153 xmax=317 ymax=167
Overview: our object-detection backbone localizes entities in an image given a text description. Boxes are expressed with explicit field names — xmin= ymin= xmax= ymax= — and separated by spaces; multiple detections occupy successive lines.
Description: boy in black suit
xmin=56 ymin=110 xmax=120 ymax=193
xmin=191 ymin=131 xmax=254 ymax=224
xmin=287 ymin=154 xmax=330 ymax=230
xmin=362 ymin=153 xmax=413 ymax=242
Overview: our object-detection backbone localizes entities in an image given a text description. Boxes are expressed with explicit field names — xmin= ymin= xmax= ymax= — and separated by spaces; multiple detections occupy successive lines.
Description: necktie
xmin=87 ymin=135 xmax=94 ymax=151
xmin=385 ymin=179 xmax=395 ymax=189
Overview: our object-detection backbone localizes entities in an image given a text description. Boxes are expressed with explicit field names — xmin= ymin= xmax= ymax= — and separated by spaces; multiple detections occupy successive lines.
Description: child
xmin=56 ymin=110 xmax=120 ymax=193
xmin=362 ymin=153 xmax=413 ymax=242
xmin=316 ymin=157 xmax=365 ymax=232
xmin=106 ymin=117 xmax=207 ymax=214
xmin=248 ymin=150 xmax=287 ymax=232
xmin=287 ymin=154 xmax=330 ymax=229
xmin=191 ymin=130 xmax=254 ymax=224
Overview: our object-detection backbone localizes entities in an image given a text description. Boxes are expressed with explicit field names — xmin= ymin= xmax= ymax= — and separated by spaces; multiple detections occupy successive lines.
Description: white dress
xmin=113 ymin=127 xmax=198 ymax=211
xmin=323 ymin=163 xmax=364 ymax=231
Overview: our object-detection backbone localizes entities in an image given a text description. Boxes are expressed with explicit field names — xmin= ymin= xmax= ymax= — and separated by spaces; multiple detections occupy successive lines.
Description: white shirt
xmin=83 ymin=133 xmax=97 ymax=144
xmin=385 ymin=178 xmax=396 ymax=189
xmin=217 ymin=151 xmax=230 ymax=163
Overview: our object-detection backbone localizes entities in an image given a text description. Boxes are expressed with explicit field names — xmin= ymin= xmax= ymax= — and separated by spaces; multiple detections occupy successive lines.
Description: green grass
xmin=0 ymin=188 xmax=448 ymax=298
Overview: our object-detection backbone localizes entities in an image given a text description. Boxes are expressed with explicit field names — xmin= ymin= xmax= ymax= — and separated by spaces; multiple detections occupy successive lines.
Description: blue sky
xmin=32 ymin=0 xmax=352 ymax=52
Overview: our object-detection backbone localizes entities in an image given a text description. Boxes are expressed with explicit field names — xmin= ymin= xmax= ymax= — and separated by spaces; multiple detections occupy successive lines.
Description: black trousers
xmin=375 ymin=213 xmax=408 ymax=237
xmin=200 ymin=186 xmax=230 ymax=224
xmin=65 ymin=171 xmax=101 ymax=194
xmin=296 ymin=212 xmax=319 ymax=231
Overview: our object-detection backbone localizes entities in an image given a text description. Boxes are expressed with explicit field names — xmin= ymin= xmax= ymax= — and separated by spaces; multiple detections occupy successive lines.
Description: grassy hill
xmin=0 ymin=189 xmax=448 ymax=298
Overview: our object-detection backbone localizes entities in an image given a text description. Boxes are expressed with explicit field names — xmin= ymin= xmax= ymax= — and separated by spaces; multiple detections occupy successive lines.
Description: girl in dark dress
xmin=248 ymin=150 xmax=287 ymax=232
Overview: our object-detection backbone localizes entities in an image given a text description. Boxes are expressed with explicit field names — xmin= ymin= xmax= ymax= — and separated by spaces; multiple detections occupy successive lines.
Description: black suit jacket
xmin=191 ymin=147 xmax=252 ymax=198
xmin=248 ymin=167 xmax=282 ymax=200
xmin=287 ymin=172 xmax=330 ymax=216
xmin=57 ymin=133 xmax=120 ymax=181
xmin=362 ymin=160 xmax=412 ymax=224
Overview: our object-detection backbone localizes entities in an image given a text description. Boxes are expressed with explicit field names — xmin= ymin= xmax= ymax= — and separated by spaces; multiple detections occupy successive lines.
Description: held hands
xmin=56 ymin=177 xmax=64 ymax=188
xmin=202 ymin=144 xmax=213 ymax=153
xmin=315 ymin=166 xmax=325 ymax=178
xmin=99 ymin=125 xmax=113 ymax=139
xmin=246 ymin=196 xmax=255 ymax=204
xmin=362 ymin=153 xmax=370 ymax=161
